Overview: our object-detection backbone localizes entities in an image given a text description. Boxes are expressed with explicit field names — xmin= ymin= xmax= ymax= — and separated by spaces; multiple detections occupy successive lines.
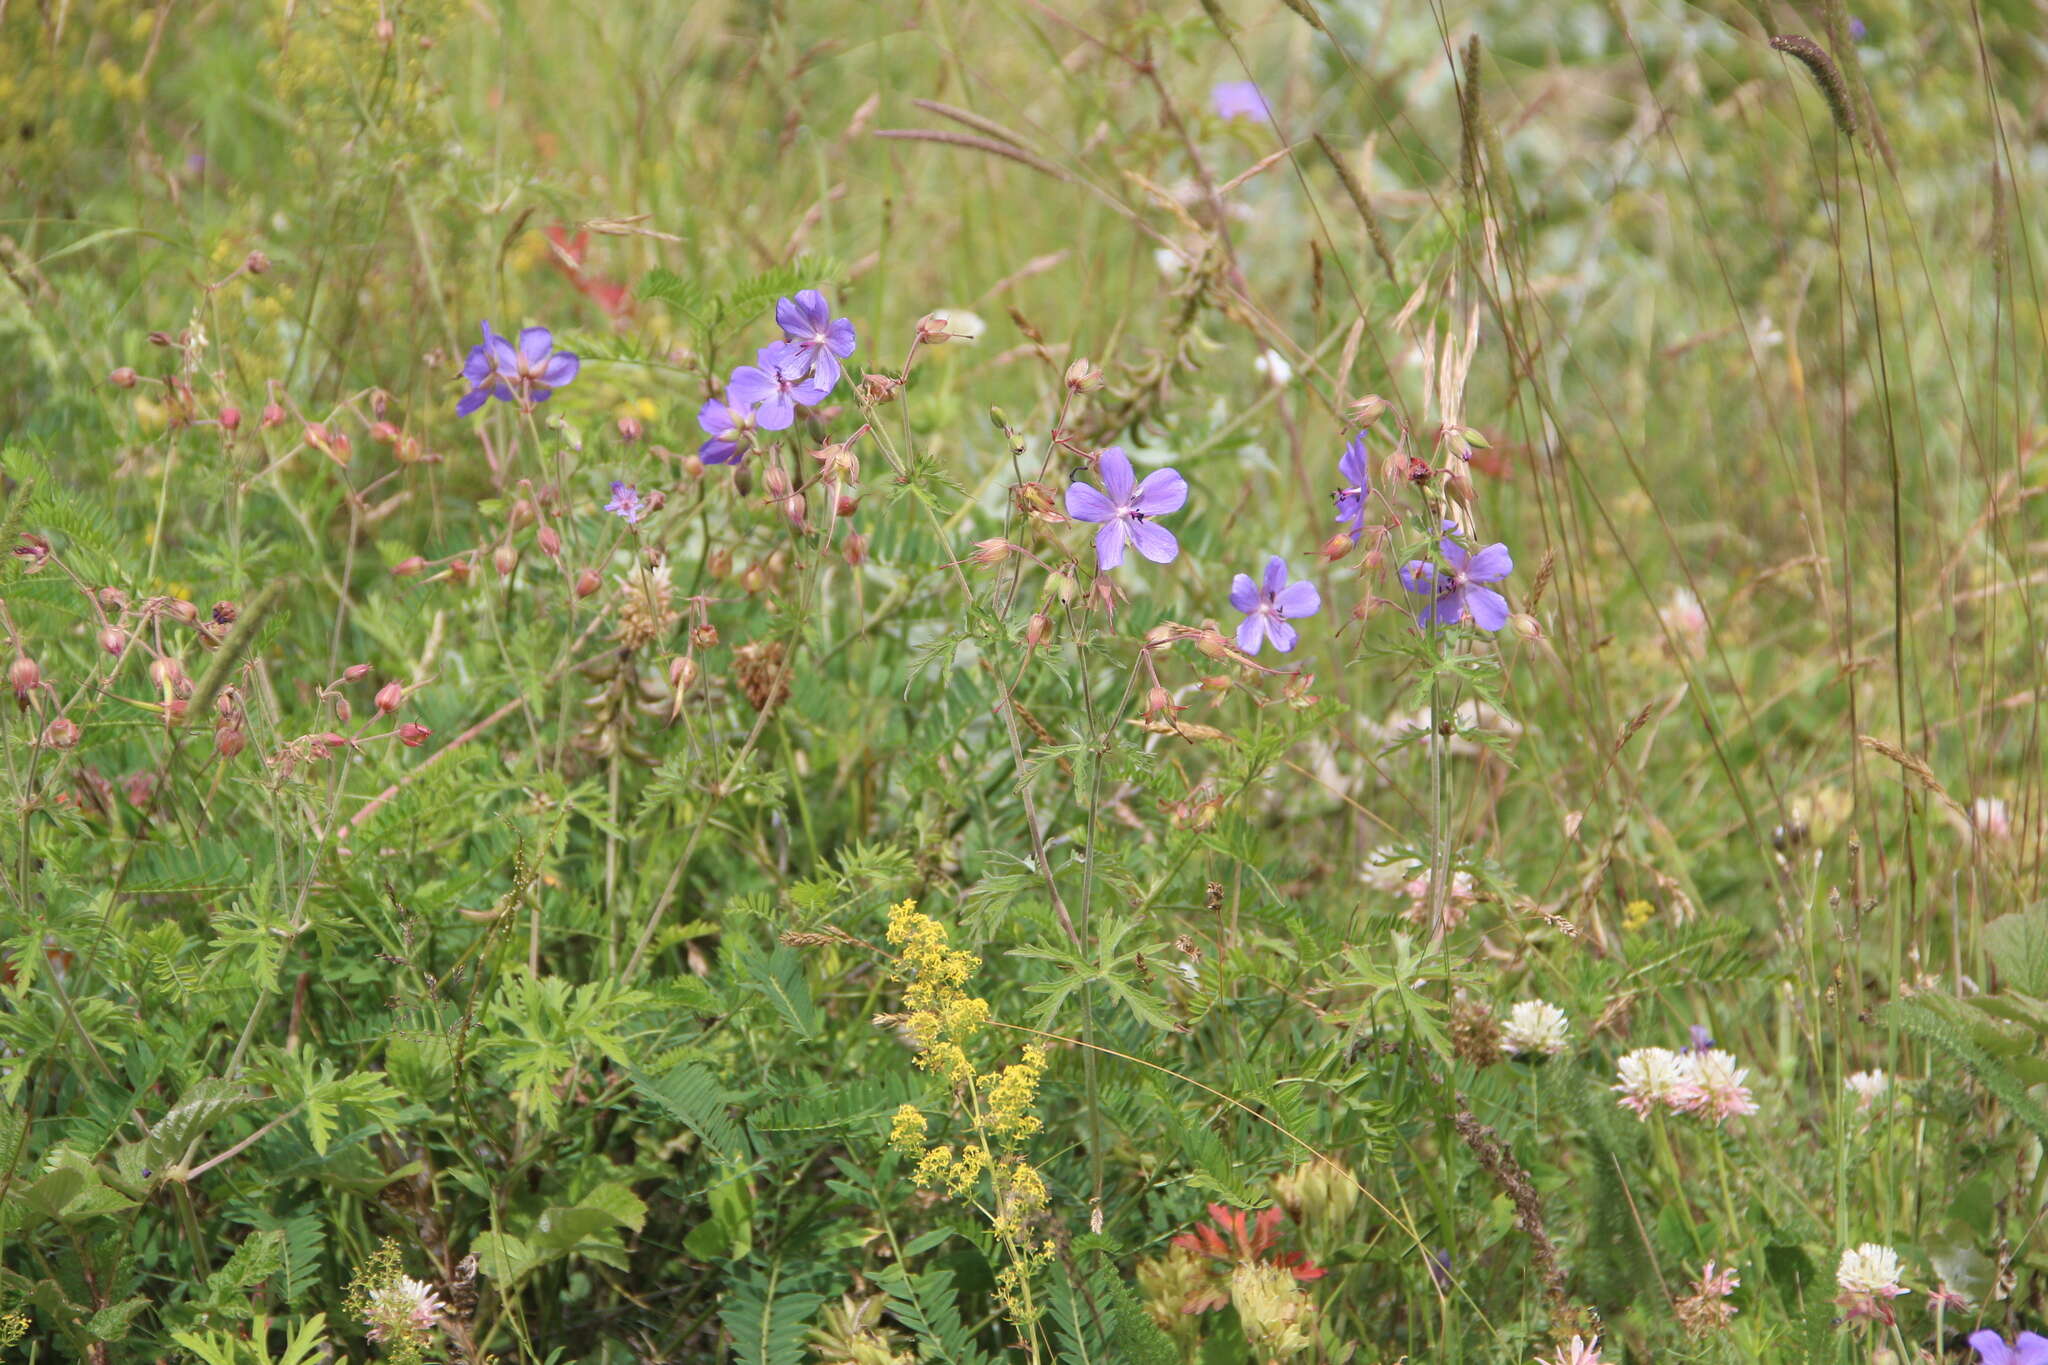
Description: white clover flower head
xmin=1836 ymin=1243 xmax=1907 ymax=1297
xmin=365 ymin=1275 xmax=445 ymax=1345
xmin=1254 ymin=348 xmax=1294 ymax=387
xmin=1501 ymin=1000 xmax=1571 ymax=1058
xmin=1613 ymin=1047 xmax=1690 ymax=1119
xmin=1845 ymin=1069 xmax=1890 ymax=1108
xmin=1536 ymin=1335 xmax=1605 ymax=1365
xmin=1682 ymin=1048 xmax=1759 ymax=1124
xmin=1972 ymin=797 xmax=2012 ymax=841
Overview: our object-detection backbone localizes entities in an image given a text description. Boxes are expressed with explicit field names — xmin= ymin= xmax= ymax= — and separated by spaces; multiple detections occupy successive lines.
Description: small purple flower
xmin=1428 ymin=1250 xmax=1454 ymax=1292
xmin=1970 ymin=1332 xmax=2048 ymax=1365
xmin=1400 ymin=535 xmax=1513 ymax=631
xmin=775 ymin=289 xmax=858 ymax=392
xmin=457 ymin=322 xmax=579 ymax=416
xmin=606 ymin=481 xmax=645 ymax=525
xmin=1065 ymin=446 xmax=1187 ymax=571
xmin=1688 ymin=1025 xmax=1715 ymax=1054
xmin=1211 ymin=81 xmax=1271 ymax=123
xmin=1334 ymin=434 xmax=1371 ymax=533
xmin=697 ymin=395 xmax=755 ymax=466
xmin=1230 ymin=556 xmax=1320 ymax=655
xmin=727 ymin=341 xmax=832 ymax=432
xmin=1848 ymin=15 xmax=1867 ymax=39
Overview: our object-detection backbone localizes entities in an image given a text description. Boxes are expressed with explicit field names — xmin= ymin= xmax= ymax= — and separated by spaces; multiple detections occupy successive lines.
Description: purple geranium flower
xmin=1065 ymin=446 xmax=1187 ymax=571
xmin=775 ymin=289 xmax=858 ymax=392
xmin=727 ymin=341 xmax=832 ymax=432
xmin=1334 ymin=433 xmax=1371 ymax=533
xmin=606 ymin=481 xmax=645 ymax=525
xmin=1400 ymin=535 xmax=1513 ymax=631
xmin=1230 ymin=556 xmax=1320 ymax=655
xmin=457 ymin=322 xmax=578 ymax=416
xmin=1971 ymin=1333 xmax=2048 ymax=1365
xmin=697 ymin=395 xmax=755 ymax=466
xmin=1211 ymin=81 xmax=1271 ymax=122
xmin=1688 ymin=1024 xmax=1715 ymax=1054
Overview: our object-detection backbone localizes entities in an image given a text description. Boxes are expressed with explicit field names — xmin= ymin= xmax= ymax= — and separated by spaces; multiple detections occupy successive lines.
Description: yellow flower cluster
xmin=882 ymin=900 xmax=1055 ymax=1332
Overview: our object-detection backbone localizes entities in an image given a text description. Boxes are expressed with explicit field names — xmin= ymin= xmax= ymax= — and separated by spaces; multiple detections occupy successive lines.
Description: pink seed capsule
xmin=374 ymin=682 xmax=404 ymax=714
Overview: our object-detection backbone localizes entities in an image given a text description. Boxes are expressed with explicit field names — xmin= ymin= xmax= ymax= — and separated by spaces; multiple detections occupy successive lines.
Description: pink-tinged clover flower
xmin=727 ymin=341 xmax=832 ymax=432
xmin=1535 ymin=1335 xmax=1605 ymax=1365
xmin=775 ymin=289 xmax=858 ymax=392
xmin=1400 ymin=535 xmax=1513 ymax=631
xmin=1230 ymin=556 xmax=1320 ymax=654
xmin=1969 ymin=1331 xmax=2048 ymax=1364
xmin=697 ymin=395 xmax=756 ymax=466
xmin=457 ymin=322 xmax=579 ymax=416
xmin=1211 ymin=81 xmax=1271 ymax=122
xmin=1835 ymin=1243 xmax=1909 ymax=1325
xmin=1677 ymin=1048 xmax=1759 ymax=1123
xmin=1065 ymin=446 xmax=1187 ymax=571
xmin=1334 ymin=434 xmax=1371 ymax=533
xmin=1613 ymin=1046 xmax=1690 ymax=1119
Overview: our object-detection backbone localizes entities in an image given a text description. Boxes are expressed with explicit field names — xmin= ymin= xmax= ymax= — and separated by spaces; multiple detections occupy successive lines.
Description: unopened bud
xmin=1319 ymin=531 xmax=1356 ymax=562
xmin=1049 ymin=566 xmax=1079 ymax=606
xmin=260 ymin=401 xmax=286 ymax=429
xmin=667 ymin=655 xmax=699 ymax=690
xmin=707 ymin=548 xmax=733 ymax=579
xmin=681 ymin=453 xmax=705 ymax=479
xmin=149 ymin=657 xmax=189 ymax=694
xmin=219 ymin=406 xmax=242 ymax=431
xmin=244 ymin=250 xmax=271 ymax=275
xmin=537 ymin=525 xmax=561 ymax=559
xmin=10 ymin=654 xmax=41 ymax=706
xmin=575 ymin=567 xmax=602 ymax=598
xmin=1347 ymin=393 xmax=1389 ymax=428
xmin=493 ymin=544 xmax=518 ymax=577
xmin=1510 ymin=612 xmax=1542 ymax=641
xmin=1025 ymin=613 xmax=1052 ymax=647
xmin=341 ymin=664 xmax=372 ymax=682
xmin=1064 ymin=358 xmax=1104 ymax=393
xmin=397 ymin=721 xmax=432 ymax=747
xmin=333 ymin=698 xmax=352 ymax=724
xmin=741 ymin=565 xmax=766 ymax=594
xmin=165 ymin=598 xmax=199 ymax=625
xmin=374 ymin=16 xmax=394 ymax=41
xmin=370 ymin=420 xmax=399 ymax=444
xmin=374 ymin=681 xmax=404 ymax=714
xmin=109 ymin=366 xmax=139 ymax=389
xmin=99 ymin=626 xmax=128 ymax=657
xmin=1363 ymin=546 xmax=1385 ymax=571
xmin=762 ymin=464 xmax=793 ymax=499
xmin=616 ymin=415 xmax=643 ymax=444
xmin=836 ymin=494 xmax=858 ymax=518
xmin=43 ymin=716 xmax=80 ymax=749
xmin=843 ymin=530 xmax=868 ymax=566
xmin=1443 ymin=464 xmax=1475 ymax=504
xmin=393 ymin=556 xmax=426 ymax=578
xmin=446 ymin=557 xmax=472 ymax=585
xmin=215 ymin=725 xmax=246 ymax=758
xmin=969 ymin=538 xmax=1016 ymax=567
xmin=1144 ymin=685 xmax=1181 ymax=719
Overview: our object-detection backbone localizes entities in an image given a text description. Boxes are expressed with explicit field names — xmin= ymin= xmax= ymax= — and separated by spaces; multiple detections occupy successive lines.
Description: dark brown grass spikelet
xmin=1450 ymin=997 xmax=1502 ymax=1069
xmin=1312 ymin=134 xmax=1399 ymax=285
xmin=1453 ymin=1106 xmax=1570 ymax=1317
xmin=1275 ymin=0 xmax=1327 ymax=32
xmin=1767 ymin=35 xmax=1857 ymax=138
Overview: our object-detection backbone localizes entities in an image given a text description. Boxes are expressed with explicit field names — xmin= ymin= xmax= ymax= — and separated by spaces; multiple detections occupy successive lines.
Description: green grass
xmin=0 ymin=0 xmax=2043 ymax=1362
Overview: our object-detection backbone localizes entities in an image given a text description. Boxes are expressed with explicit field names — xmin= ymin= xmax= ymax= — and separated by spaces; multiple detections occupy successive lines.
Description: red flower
xmin=545 ymin=227 xmax=632 ymax=320
xmin=1171 ymin=1203 xmax=1325 ymax=1282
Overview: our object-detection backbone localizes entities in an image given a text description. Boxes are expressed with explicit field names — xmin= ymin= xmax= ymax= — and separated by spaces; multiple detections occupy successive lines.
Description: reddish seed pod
xmin=333 ymin=699 xmax=352 ymax=724
xmin=397 ymin=721 xmax=432 ymax=748
xmin=493 ymin=544 xmax=518 ymax=577
xmin=836 ymin=494 xmax=857 ymax=518
xmin=215 ymin=725 xmax=246 ymax=758
xmin=219 ymin=406 xmax=242 ymax=431
xmin=374 ymin=681 xmax=404 ymax=714
xmin=447 ymin=557 xmax=472 ymax=585
xmin=342 ymin=663 xmax=372 ymax=682
xmin=1026 ymin=613 xmax=1052 ymax=647
xmin=109 ymin=367 xmax=139 ymax=389
xmin=165 ymin=598 xmax=200 ymax=625
xmin=260 ymin=401 xmax=286 ymax=429
xmin=575 ymin=568 xmax=602 ymax=599
xmin=392 ymin=556 xmax=426 ymax=578
xmin=762 ymin=465 xmax=792 ymax=499
xmin=98 ymin=626 xmax=128 ymax=657
xmin=243 ymin=250 xmax=271 ymax=276
xmin=667 ymin=655 xmax=699 ymax=690
xmin=680 ymin=454 xmax=705 ymax=480
xmin=97 ymin=586 xmax=128 ymax=612
xmin=842 ymin=530 xmax=868 ymax=566
xmin=692 ymin=623 xmax=719 ymax=650
xmin=370 ymin=420 xmax=399 ymax=444
xmin=1319 ymin=531 xmax=1356 ymax=563
xmin=537 ymin=525 xmax=561 ymax=559
xmin=148 ymin=657 xmax=189 ymax=693
xmin=43 ymin=716 xmax=80 ymax=748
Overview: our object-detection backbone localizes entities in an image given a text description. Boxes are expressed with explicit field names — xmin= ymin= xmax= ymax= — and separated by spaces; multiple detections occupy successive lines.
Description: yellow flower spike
xmin=888 ymin=1104 xmax=928 ymax=1157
